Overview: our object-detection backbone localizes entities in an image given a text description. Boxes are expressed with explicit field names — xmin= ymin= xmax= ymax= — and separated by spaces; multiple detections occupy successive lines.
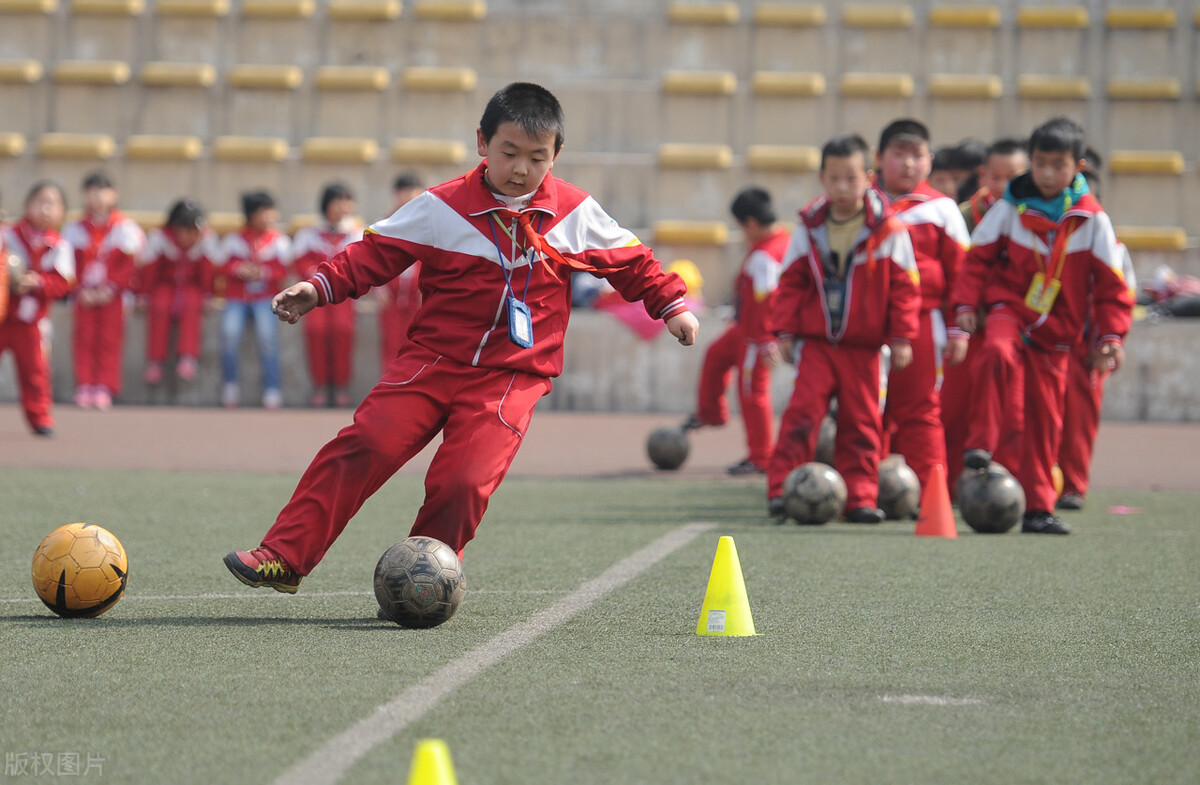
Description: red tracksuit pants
xmin=0 ymin=319 xmax=53 ymax=431
xmin=965 ymin=311 xmax=1068 ymax=513
xmin=939 ymin=330 xmax=977 ymax=496
xmin=768 ymin=340 xmax=882 ymax=512
xmin=1058 ymin=347 xmax=1105 ymax=498
xmin=695 ymin=323 xmax=774 ymax=467
xmin=146 ymin=285 xmax=205 ymax=363
xmin=261 ymin=342 xmax=552 ymax=574
xmin=881 ymin=309 xmax=947 ymax=493
xmin=72 ymin=299 xmax=125 ymax=395
xmin=302 ymin=299 xmax=356 ymax=388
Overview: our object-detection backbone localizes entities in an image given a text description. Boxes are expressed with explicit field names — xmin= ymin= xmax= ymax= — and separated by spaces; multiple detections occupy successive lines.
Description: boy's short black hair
xmin=950 ymin=139 xmax=986 ymax=171
xmin=25 ymin=179 xmax=66 ymax=208
xmin=82 ymin=171 xmax=114 ymax=191
xmin=241 ymin=190 xmax=276 ymax=221
xmin=479 ymin=82 xmax=565 ymax=153
xmin=821 ymin=134 xmax=871 ymax=171
xmin=1028 ymin=117 xmax=1087 ymax=161
xmin=1083 ymin=146 xmax=1103 ymax=173
xmin=930 ymin=147 xmax=956 ymax=173
xmin=878 ymin=119 xmax=930 ymax=152
xmin=392 ymin=172 xmax=423 ymax=192
xmin=730 ymin=186 xmax=776 ymax=226
xmin=987 ymin=137 xmax=1028 ymax=159
xmin=319 ymin=182 xmax=355 ymax=217
xmin=1081 ymin=168 xmax=1102 ymax=202
xmin=166 ymin=198 xmax=206 ymax=230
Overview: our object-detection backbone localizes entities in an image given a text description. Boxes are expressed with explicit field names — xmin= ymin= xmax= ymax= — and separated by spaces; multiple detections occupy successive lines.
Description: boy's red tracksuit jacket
xmin=0 ymin=220 xmax=76 ymax=430
xmin=768 ymin=189 xmax=921 ymax=511
xmin=137 ymin=227 xmax=219 ymax=364
xmin=951 ymin=175 xmax=1134 ymax=512
xmin=262 ymin=162 xmax=689 ymax=570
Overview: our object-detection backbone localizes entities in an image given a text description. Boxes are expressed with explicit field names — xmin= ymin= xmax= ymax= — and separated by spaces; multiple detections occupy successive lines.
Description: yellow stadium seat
xmin=327 ymin=0 xmax=400 ymax=21
xmin=301 ymin=137 xmax=379 ymax=164
xmin=1115 ymin=226 xmax=1187 ymax=251
xmin=52 ymin=60 xmax=131 ymax=85
xmin=841 ymin=3 xmax=912 ymax=28
xmin=155 ymin=0 xmax=228 ymax=16
xmin=212 ymin=136 xmax=289 ymax=162
xmin=401 ymin=67 xmax=477 ymax=91
xmin=0 ymin=0 xmax=57 ymax=11
xmin=662 ymin=71 xmax=737 ymax=96
xmin=657 ymin=144 xmax=733 ymax=170
xmin=0 ymin=132 xmax=26 ymax=156
xmin=240 ymin=0 xmax=314 ymax=18
xmin=227 ymin=64 xmax=303 ymax=90
xmin=928 ymin=4 xmax=1000 ymax=28
xmin=928 ymin=73 xmax=1003 ymax=99
xmin=37 ymin=132 xmax=116 ymax=159
xmin=667 ymin=1 xmax=739 ymax=25
xmin=70 ymin=0 xmax=143 ymax=14
xmin=746 ymin=145 xmax=820 ymax=172
xmin=121 ymin=210 xmax=166 ymax=232
xmin=139 ymin=62 xmax=217 ymax=89
xmin=125 ymin=135 xmax=204 ymax=161
xmin=1105 ymin=8 xmax=1175 ymax=29
xmin=315 ymin=65 xmax=391 ymax=91
xmin=1109 ymin=151 xmax=1186 ymax=176
xmin=1106 ymin=78 xmax=1181 ymax=101
xmin=839 ymin=73 xmax=914 ymax=98
xmin=0 ymin=59 xmax=43 ymax=83
xmin=751 ymin=71 xmax=826 ymax=96
xmin=1016 ymin=75 xmax=1090 ymax=100
xmin=753 ymin=3 xmax=825 ymax=27
xmin=206 ymin=212 xmax=245 ymax=235
xmin=653 ymin=220 xmax=729 ymax=246
xmin=1017 ymin=6 xmax=1088 ymax=28
xmin=391 ymin=138 xmax=468 ymax=165
xmin=412 ymin=0 xmax=486 ymax=21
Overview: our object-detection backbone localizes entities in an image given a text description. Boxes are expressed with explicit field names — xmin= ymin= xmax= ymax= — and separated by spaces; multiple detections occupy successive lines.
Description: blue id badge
xmin=507 ymin=296 xmax=533 ymax=348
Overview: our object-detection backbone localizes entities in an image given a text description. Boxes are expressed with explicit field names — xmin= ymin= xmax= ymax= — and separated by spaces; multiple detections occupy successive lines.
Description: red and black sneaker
xmin=223 ymin=546 xmax=302 ymax=594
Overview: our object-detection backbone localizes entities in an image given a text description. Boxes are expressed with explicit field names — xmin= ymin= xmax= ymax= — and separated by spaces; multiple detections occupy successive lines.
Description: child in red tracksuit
xmin=767 ymin=134 xmax=920 ymax=523
xmin=1 ymin=181 xmax=75 ymax=435
xmin=375 ymin=173 xmax=425 ymax=371
xmin=292 ymin=183 xmax=363 ymax=407
xmin=952 ymin=117 xmax=1134 ymax=534
xmin=138 ymin=199 xmax=216 ymax=386
xmin=873 ymin=119 xmax=972 ymax=496
xmin=682 ymin=186 xmax=788 ymax=475
xmin=224 ymin=82 xmax=699 ymax=594
xmin=63 ymin=172 xmax=145 ymax=410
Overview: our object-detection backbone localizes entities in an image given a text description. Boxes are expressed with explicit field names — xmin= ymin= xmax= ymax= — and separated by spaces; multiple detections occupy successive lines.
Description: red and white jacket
xmin=215 ymin=229 xmax=291 ymax=301
xmin=771 ymin=189 xmax=921 ymax=349
xmin=291 ymin=219 xmax=363 ymax=280
xmin=306 ymin=161 xmax=688 ymax=378
xmin=62 ymin=210 xmax=145 ymax=300
xmin=734 ymin=228 xmax=789 ymax=346
xmin=952 ymin=179 xmax=1134 ymax=351
xmin=884 ymin=180 xmax=971 ymax=333
xmin=1 ymin=219 xmax=76 ymax=325
xmin=136 ymin=227 xmax=220 ymax=293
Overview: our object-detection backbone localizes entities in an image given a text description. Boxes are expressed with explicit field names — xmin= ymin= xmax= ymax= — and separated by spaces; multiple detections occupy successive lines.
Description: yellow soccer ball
xmin=31 ymin=523 xmax=129 ymax=618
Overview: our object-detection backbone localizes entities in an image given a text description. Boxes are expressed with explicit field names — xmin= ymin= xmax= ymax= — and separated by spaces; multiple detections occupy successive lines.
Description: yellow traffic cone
xmin=695 ymin=536 xmax=756 ymax=636
xmin=406 ymin=739 xmax=459 ymax=785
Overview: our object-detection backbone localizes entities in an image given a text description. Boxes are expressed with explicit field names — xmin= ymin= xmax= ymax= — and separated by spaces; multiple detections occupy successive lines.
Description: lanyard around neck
xmin=487 ymin=212 xmax=539 ymax=303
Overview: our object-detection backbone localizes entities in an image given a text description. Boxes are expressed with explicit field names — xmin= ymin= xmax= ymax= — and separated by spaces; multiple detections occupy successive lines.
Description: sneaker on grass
xmin=223 ymin=546 xmax=302 ymax=593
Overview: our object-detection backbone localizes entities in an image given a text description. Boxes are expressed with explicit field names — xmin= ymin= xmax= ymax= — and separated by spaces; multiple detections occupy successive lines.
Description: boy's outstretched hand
xmin=271 ymin=282 xmax=319 ymax=324
xmin=666 ymin=311 xmax=700 ymax=345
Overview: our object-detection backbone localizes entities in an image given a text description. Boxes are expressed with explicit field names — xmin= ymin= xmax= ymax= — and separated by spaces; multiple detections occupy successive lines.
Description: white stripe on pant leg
xmin=274 ymin=521 xmax=718 ymax=785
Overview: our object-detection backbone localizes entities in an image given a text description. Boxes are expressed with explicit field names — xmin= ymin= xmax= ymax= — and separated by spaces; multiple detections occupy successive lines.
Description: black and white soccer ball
xmin=374 ymin=536 xmax=466 ymax=628
xmin=782 ymin=462 xmax=848 ymax=525
xmin=646 ymin=426 xmax=689 ymax=470
xmin=957 ymin=464 xmax=1026 ymax=534
xmin=877 ymin=454 xmax=921 ymax=520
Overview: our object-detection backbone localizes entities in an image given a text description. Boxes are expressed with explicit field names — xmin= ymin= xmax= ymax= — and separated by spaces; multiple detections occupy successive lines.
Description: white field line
xmin=273 ymin=521 xmax=718 ymax=785
xmin=0 ymin=589 xmax=559 ymax=604
xmin=879 ymin=694 xmax=984 ymax=706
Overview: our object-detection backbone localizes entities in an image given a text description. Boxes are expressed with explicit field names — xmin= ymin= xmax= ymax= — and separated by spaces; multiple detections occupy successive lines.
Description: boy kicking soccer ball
xmin=224 ymin=82 xmax=698 ymax=594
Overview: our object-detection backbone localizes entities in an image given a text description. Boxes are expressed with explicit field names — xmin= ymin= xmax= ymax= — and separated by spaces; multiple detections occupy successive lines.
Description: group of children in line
xmin=689 ymin=116 xmax=1135 ymax=535
xmin=0 ymin=172 xmax=429 ymax=434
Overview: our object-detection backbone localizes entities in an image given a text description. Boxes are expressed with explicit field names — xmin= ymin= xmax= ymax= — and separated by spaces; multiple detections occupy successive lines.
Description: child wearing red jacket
xmin=291 ymin=183 xmax=363 ymax=407
xmin=682 ymin=186 xmax=789 ymax=475
xmin=952 ymin=118 xmax=1134 ymax=534
xmin=375 ymin=173 xmax=425 ymax=371
xmin=63 ymin=172 xmax=145 ymax=410
xmin=224 ymin=82 xmax=698 ymax=593
xmin=137 ymin=199 xmax=217 ymax=385
xmin=873 ymin=120 xmax=972 ymax=496
xmin=1 ymin=181 xmax=75 ymax=435
xmin=767 ymin=135 xmax=921 ymax=523
xmin=213 ymin=191 xmax=291 ymax=409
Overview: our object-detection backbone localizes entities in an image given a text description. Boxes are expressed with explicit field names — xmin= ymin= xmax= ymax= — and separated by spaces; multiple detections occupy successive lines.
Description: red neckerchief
xmin=801 ymin=187 xmax=903 ymax=277
xmin=967 ymin=188 xmax=996 ymax=228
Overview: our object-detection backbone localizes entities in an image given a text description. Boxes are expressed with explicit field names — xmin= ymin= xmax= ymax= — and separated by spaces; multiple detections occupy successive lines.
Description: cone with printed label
xmin=406 ymin=739 xmax=459 ymax=785
xmin=914 ymin=463 xmax=957 ymax=538
xmin=695 ymin=535 xmax=756 ymax=636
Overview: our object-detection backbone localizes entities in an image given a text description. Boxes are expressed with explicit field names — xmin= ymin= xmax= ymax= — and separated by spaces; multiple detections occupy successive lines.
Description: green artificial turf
xmin=1 ymin=468 xmax=1197 ymax=784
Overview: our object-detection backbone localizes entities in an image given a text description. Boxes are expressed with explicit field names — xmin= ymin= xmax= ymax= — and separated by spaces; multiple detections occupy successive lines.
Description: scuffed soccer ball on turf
xmin=877 ymin=454 xmax=921 ymax=520
xmin=374 ymin=536 xmax=466 ymax=628
xmin=782 ymin=462 xmax=847 ymax=525
xmin=31 ymin=522 xmax=128 ymax=618
xmin=957 ymin=465 xmax=1026 ymax=534
xmin=646 ymin=426 xmax=689 ymax=470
